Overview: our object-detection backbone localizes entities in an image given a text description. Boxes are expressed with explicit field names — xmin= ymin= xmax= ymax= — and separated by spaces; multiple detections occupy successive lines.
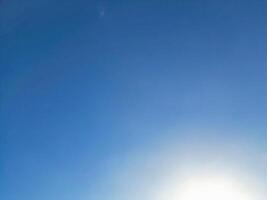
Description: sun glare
xmin=178 ymin=176 xmax=252 ymax=200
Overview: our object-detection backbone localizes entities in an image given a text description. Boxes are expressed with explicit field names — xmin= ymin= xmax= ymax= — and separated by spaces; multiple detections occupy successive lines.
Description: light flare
xmin=176 ymin=175 xmax=252 ymax=200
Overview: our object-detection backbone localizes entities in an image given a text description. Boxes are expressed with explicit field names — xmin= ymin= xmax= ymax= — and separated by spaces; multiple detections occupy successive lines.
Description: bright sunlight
xmin=178 ymin=175 xmax=252 ymax=200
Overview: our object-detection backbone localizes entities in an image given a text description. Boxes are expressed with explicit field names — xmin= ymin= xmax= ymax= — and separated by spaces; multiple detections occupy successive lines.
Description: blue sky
xmin=2 ymin=1 xmax=267 ymax=200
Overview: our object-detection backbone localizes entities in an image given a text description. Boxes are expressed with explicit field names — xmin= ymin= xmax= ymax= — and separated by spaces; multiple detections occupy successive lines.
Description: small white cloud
xmin=99 ymin=7 xmax=105 ymax=18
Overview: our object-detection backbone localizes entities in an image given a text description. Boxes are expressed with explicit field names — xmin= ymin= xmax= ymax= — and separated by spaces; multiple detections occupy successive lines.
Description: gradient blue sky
xmin=2 ymin=1 xmax=267 ymax=200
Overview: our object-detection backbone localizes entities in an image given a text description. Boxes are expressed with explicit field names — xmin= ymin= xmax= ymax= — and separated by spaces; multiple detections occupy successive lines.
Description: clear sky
xmin=1 ymin=1 xmax=267 ymax=200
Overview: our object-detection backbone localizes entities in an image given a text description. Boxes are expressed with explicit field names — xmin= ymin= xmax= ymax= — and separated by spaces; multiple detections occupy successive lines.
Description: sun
xmin=177 ymin=175 xmax=252 ymax=200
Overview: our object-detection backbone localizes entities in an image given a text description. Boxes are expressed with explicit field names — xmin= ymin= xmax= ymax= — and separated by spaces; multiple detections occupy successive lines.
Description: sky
xmin=1 ymin=0 xmax=267 ymax=200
